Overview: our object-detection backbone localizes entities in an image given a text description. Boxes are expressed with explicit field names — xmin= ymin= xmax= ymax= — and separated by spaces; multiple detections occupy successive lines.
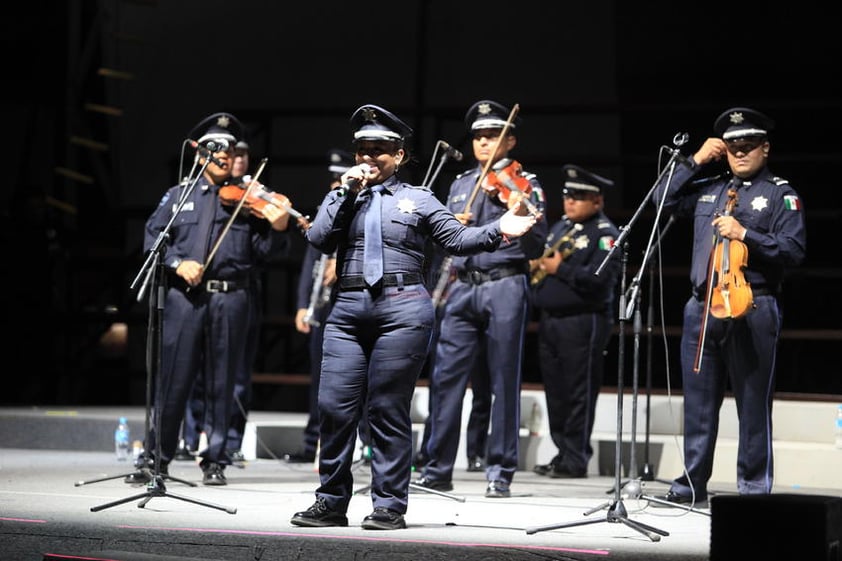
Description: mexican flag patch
xmin=599 ymin=236 xmax=615 ymax=250
xmin=784 ymin=195 xmax=801 ymax=210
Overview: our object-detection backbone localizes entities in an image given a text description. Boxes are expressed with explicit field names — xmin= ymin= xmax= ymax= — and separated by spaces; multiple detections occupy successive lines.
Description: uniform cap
xmin=561 ymin=164 xmax=613 ymax=194
xmin=464 ymin=100 xmax=520 ymax=131
xmin=188 ymin=112 xmax=244 ymax=148
xmin=713 ymin=107 xmax=775 ymax=141
xmin=328 ymin=148 xmax=354 ymax=176
xmin=350 ymin=104 xmax=413 ymax=143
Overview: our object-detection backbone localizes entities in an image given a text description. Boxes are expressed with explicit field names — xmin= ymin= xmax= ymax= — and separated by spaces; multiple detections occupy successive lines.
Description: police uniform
xmin=287 ymin=149 xmax=355 ymax=463
xmin=142 ymin=113 xmax=290 ymax=484
xmin=179 ymin=138 xmax=259 ymax=464
xmin=294 ymin=104 xmax=514 ymax=528
xmin=418 ymin=100 xmax=549 ymax=497
xmin=530 ymin=165 xmax=620 ymax=478
xmin=651 ymin=107 xmax=806 ymax=503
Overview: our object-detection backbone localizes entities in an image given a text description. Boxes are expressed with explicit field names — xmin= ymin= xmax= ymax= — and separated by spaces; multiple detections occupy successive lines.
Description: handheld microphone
xmin=439 ymin=140 xmax=464 ymax=162
xmin=335 ymin=164 xmax=371 ymax=196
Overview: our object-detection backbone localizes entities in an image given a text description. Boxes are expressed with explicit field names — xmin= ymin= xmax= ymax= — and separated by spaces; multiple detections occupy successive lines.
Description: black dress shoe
xmin=228 ymin=450 xmax=246 ymax=468
xmin=361 ymin=507 xmax=406 ymax=530
xmin=124 ymin=461 xmax=168 ymax=484
xmin=173 ymin=445 xmax=196 ymax=462
xmin=283 ymin=451 xmax=316 ymax=464
xmin=202 ymin=462 xmax=227 ymax=486
xmin=466 ymin=456 xmax=485 ymax=472
xmin=649 ymin=490 xmax=708 ymax=508
xmin=485 ymin=480 xmax=511 ymax=498
xmin=411 ymin=475 xmax=453 ymax=492
xmin=547 ymin=466 xmax=587 ymax=479
xmin=532 ymin=462 xmax=555 ymax=476
xmin=290 ymin=497 xmax=349 ymax=527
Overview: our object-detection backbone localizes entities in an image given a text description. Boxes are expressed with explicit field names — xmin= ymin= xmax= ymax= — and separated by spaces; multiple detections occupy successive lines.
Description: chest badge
xmin=573 ymin=234 xmax=590 ymax=250
xmin=750 ymin=195 xmax=768 ymax=212
xmin=397 ymin=197 xmax=416 ymax=214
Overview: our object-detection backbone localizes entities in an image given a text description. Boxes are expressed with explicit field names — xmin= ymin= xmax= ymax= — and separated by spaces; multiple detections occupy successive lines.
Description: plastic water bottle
xmin=835 ymin=404 xmax=842 ymax=450
xmin=115 ymin=417 xmax=130 ymax=461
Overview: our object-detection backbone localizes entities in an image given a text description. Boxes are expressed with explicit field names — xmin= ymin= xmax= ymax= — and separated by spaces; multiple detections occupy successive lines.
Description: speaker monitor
xmin=710 ymin=494 xmax=841 ymax=561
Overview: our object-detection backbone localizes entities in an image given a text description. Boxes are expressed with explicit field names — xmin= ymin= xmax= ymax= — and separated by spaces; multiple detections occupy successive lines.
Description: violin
xmin=483 ymin=158 xmax=542 ymax=218
xmin=709 ymin=188 xmax=754 ymax=319
xmin=219 ymin=179 xmax=310 ymax=230
xmin=692 ymin=186 xmax=754 ymax=372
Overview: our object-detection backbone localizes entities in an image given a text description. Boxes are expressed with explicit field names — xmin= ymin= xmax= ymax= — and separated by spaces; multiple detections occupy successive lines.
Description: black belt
xmin=457 ymin=265 xmax=527 ymax=286
xmin=202 ymin=279 xmax=246 ymax=293
xmin=339 ymin=273 xmax=423 ymax=290
xmin=692 ymin=286 xmax=775 ymax=302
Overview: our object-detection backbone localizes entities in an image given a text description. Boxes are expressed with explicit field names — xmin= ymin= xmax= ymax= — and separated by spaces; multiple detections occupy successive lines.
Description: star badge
xmin=217 ymin=115 xmax=231 ymax=129
xmin=573 ymin=235 xmax=589 ymax=250
xmin=751 ymin=196 xmax=768 ymax=211
xmin=729 ymin=111 xmax=745 ymax=125
xmin=397 ymin=197 xmax=416 ymax=214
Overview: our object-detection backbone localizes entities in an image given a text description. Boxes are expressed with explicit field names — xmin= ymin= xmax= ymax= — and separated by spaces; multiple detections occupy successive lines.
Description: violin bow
xmin=463 ymin=103 xmax=520 ymax=215
xmin=203 ymin=157 xmax=268 ymax=270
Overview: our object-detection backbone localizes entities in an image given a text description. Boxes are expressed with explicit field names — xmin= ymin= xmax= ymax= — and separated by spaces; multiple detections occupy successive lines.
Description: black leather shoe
xmin=228 ymin=450 xmax=246 ymax=468
xmin=485 ymin=480 xmax=511 ymax=498
xmin=124 ymin=460 xmax=168 ymax=484
xmin=411 ymin=476 xmax=453 ymax=492
xmin=283 ymin=451 xmax=316 ymax=464
xmin=202 ymin=463 xmax=227 ymax=486
xmin=466 ymin=456 xmax=485 ymax=472
xmin=290 ymin=497 xmax=349 ymax=527
xmin=173 ymin=445 xmax=196 ymax=462
xmin=361 ymin=507 xmax=406 ymax=530
xmin=533 ymin=462 xmax=555 ymax=476
xmin=548 ymin=466 xmax=587 ymax=479
xmin=649 ymin=490 xmax=708 ymax=508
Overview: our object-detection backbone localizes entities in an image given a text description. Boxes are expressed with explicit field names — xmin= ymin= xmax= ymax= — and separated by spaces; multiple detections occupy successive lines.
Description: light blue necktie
xmin=363 ymin=185 xmax=384 ymax=286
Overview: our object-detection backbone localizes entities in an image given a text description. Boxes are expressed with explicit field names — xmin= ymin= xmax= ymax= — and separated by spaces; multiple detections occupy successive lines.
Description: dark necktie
xmin=193 ymin=186 xmax=218 ymax=264
xmin=363 ymin=185 xmax=385 ymax=286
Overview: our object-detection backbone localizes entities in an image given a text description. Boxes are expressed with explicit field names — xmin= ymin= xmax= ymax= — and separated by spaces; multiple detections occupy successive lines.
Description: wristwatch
xmin=170 ymin=258 xmax=182 ymax=271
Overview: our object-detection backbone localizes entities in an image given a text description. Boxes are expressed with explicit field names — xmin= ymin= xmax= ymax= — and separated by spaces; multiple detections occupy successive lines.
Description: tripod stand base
xmin=89 ymin=475 xmax=237 ymax=514
xmin=525 ymin=499 xmax=669 ymax=541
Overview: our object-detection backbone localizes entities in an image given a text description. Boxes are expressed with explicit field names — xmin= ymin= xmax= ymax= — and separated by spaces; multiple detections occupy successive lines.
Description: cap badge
xmin=216 ymin=114 xmax=231 ymax=129
xmin=362 ymin=107 xmax=378 ymax=122
xmin=477 ymin=103 xmax=492 ymax=116
xmin=729 ymin=111 xmax=745 ymax=125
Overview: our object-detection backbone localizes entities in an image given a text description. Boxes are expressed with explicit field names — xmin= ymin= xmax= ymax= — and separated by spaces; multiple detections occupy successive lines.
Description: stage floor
xmin=2 ymin=403 xmax=840 ymax=561
xmin=3 ymin=445 xmax=829 ymax=561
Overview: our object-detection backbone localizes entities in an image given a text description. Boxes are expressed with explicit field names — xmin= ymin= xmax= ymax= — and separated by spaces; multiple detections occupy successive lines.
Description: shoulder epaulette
xmin=771 ymin=176 xmax=790 ymax=186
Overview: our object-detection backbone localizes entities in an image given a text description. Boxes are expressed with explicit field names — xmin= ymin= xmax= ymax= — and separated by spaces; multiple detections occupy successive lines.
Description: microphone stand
xmin=526 ymin=135 xmax=694 ymax=539
xmin=79 ymin=158 xmax=236 ymax=514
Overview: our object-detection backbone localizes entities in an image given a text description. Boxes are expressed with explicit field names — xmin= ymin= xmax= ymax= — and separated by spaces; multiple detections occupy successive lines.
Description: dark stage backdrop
xmin=3 ymin=1 xmax=840 ymax=406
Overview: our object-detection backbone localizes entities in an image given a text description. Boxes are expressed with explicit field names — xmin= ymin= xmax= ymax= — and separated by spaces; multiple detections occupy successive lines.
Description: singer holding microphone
xmin=649 ymin=107 xmax=806 ymax=507
xmin=141 ymin=112 xmax=291 ymax=486
xmin=290 ymin=104 xmax=538 ymax=530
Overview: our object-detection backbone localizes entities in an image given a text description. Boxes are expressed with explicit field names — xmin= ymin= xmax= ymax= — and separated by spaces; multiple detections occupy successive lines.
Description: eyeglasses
xmin=726 ymin=138 xmax=764 ymax=156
